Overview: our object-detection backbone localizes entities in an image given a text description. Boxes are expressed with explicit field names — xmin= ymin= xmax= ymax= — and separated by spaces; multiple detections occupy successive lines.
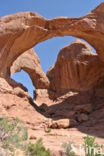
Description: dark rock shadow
xmin=35 ymin=89 xmax=104 ymax=139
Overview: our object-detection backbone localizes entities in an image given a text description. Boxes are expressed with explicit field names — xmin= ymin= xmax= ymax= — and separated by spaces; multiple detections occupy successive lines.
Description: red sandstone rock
xmin=0 ymin=2 xmax=104 ymax=84
xmin=47 ymin=119 xmax=70 ymax=129
xmin=11 ymin=48 xmax=50 ymax=89
xmin=47 ymin=40 xmax=104 ymax=94
xmin=0 ymin=3 xmax=104 ymax=155
xmin=77 ymin=113 xmax=89 ymax=122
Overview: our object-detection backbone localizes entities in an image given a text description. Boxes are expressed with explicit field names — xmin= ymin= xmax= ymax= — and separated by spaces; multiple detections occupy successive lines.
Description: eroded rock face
xmin=11 ymin=48 xmax=50 ymax=89
xmin=0 ymin=2 xmax=104 ymax=82
xmin=47 ymin=40 xmax=104 ymax=94
xmin=0 ymin=12 xmax=47 ymax=78
xmin=0 ymin=2 xmax=104 ymax=123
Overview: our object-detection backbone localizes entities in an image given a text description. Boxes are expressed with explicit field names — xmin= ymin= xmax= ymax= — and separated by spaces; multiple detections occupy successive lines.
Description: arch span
xmin=11 ymin=70 xmax=34 ymax=98
xmin=0 ymin=2 xmax=104 ymax=84
xmin=11 ymin=48 xmax=50 ymax=90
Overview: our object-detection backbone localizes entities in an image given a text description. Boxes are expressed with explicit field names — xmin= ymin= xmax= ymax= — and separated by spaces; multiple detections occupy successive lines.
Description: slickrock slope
xmin=11 ymin=48 xmax=50 ymax=89
xmin=0 ymin=2 xmax=104 ymax=155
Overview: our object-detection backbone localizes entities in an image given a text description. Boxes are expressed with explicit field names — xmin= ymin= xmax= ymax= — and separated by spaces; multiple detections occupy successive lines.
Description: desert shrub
xmin=26 ymin=138 xmax=50 ymax=156
xmin=0 ymin=117 xmax=28 ymax=155
xmin=84 ymin=135 xmax=95 ymax=156
xmin=62 ymin=141 xmax=75 ymax=156
xmin=0 ymin=116 xmax=51 ymax=156
xmin=47 ymin=128 xmax=52 ymax=133
xmin=62 ymin=135 xmax=104 ymax=156
xmin=84 ymin=135 xmax=103 ymax=156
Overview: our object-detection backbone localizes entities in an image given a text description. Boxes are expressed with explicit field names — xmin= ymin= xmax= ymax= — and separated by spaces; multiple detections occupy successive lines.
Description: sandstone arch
xmin=0 ymin=2 xmax=104 ymax=81
xmin=11 ymin=48 xmax=50 ymax=89
xmin=0 ymin=3 xmax=104 ymax=148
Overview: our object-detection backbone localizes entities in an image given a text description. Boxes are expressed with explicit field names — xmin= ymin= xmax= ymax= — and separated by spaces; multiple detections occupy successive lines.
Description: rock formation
xmin=11 ymin=48 xmax=50 ymax=89
xmin=0 ymin=2 xmax=104 ymax=155
xmin=0 ymin=2 xmax=104 ymax=85
xmin=47 ymin=40 xmax=104 ymax=95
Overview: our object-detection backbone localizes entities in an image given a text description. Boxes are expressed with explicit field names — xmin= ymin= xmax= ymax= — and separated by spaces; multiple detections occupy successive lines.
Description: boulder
xmin=47 ymin=119 xmax=70 ymax=129
xmin=47 ymin=119 xmax=78 ymax=129
xmin=77 ymin=113 xmax=89 ymax=122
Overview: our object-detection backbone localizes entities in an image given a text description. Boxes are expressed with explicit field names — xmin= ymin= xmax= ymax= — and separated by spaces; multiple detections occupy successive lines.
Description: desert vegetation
xmin=0 ymin=116 xmax=103 ymax=156
xmin=0 ymin=117 xmax=50 ymax=156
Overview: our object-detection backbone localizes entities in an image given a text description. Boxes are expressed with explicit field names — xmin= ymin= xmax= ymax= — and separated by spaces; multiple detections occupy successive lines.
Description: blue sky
xmin=0 ymin=0 xmax=103 ymax=97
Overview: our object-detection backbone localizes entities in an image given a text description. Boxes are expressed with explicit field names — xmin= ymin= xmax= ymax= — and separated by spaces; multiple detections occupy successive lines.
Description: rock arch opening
xmin=1 ymin=3 xmax=104 ymax=84
xmin=10 ymin=48 xmax=50 ymax=99
xmin=10 ymin=36 xmax=97 ymax=100
xmin=0 ymin=3 xmax=104 ymax=146
xmin=11 ymin=70 xmax=34 ymax=98
xmin=35 ymin=37 xmax=97 ymax=74
xmin=0 ymin=2 xmax=103 ymax=102
xmin=35 ymin=36 xmax=76 ymax=73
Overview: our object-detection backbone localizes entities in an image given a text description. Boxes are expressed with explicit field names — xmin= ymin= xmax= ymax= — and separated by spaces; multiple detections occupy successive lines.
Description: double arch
xmin=0 ymin=3 xmax=104 ymax=86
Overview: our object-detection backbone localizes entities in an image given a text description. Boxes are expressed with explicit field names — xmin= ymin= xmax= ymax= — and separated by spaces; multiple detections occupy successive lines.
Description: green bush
xmin=47 ymin=128 xmax=52 ymax=133
xmin=26 ymin=138 xmax=50 ymax=156
xmin=1 ymin=117 xmax=103 ymax=156
xmin=0 ymin=117 xmax=28 ymax=155
xmin=0 ymin=117 xmax=50 ymax=156
xmin=84 ymin=135 xmax=103 ymax=156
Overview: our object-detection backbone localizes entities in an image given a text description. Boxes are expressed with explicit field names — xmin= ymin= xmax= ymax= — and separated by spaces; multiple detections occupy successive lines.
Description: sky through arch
xmin=0 ymin=0 xmax=103 ymax=96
